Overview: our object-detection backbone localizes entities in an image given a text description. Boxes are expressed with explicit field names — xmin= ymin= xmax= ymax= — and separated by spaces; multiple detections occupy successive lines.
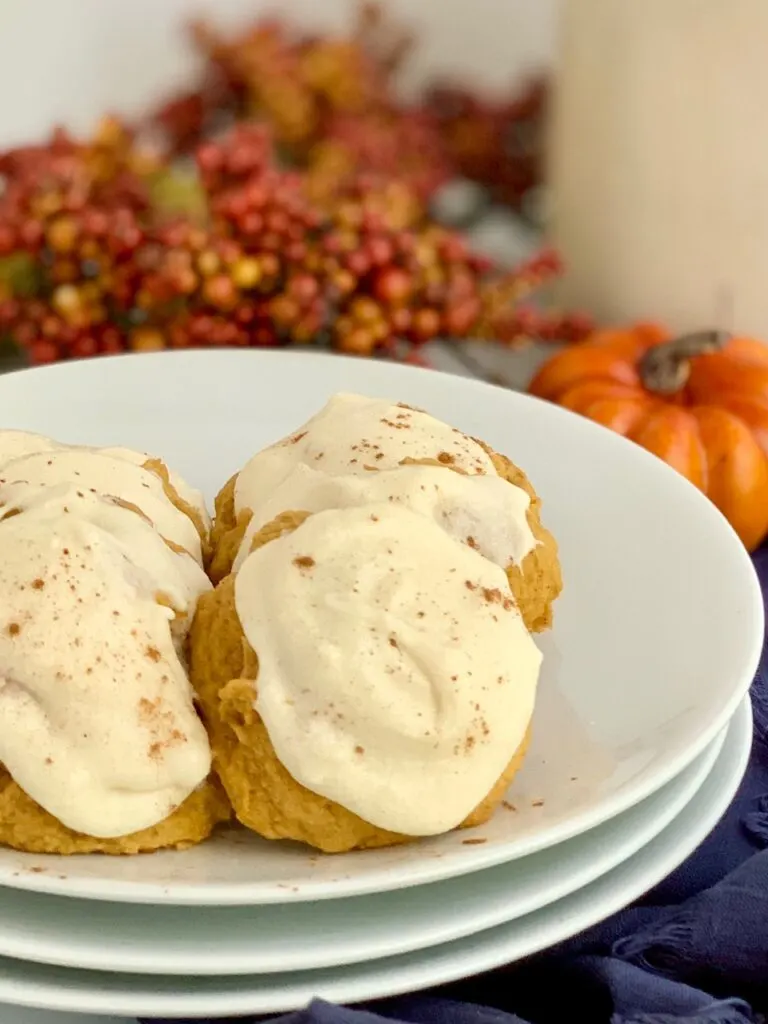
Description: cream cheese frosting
xmin=0 ymin=429 xmax=210 ymax=544
xmin=0 ymin=429 xmax=66 ymax=464
xmin=0 ymin=447 xmax=203 ymax=563
xmin=100 ymin=446 xmax=210 ymax=530
xmin=233 ymin=393 xmax=497 ymax=516
xmin=233 ymin=460 xmax=536 ymax=574
xmin=234 ymin=503 xmax=542 ymax=836
xmin=231 ymin=392 xmax=536 ymax=576
xmin=0 ymin=480 xmax=212 ymax=838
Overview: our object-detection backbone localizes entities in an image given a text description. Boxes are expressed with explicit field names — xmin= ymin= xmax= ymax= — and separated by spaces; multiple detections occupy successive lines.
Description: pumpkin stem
xmin=639 ymin=330 xmax=730 ymax=395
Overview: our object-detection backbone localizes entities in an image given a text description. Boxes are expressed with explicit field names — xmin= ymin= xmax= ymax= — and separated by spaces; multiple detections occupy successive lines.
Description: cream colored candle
xmin=549 ymin=0 xmax=768 ymax=337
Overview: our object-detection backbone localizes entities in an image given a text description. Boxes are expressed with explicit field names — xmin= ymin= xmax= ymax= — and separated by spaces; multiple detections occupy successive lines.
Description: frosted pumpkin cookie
xmin=190 ymin=503 xmax=541 ymax=853
xmin=209 ymin=393 xmax=560 ymax=633
xmin=0 ymin=455 xmax=228 ymax=855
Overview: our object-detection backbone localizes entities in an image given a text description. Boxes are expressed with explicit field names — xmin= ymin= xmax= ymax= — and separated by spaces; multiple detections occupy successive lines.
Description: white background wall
xmin=0 ymin=0 xmax=558 ymax=146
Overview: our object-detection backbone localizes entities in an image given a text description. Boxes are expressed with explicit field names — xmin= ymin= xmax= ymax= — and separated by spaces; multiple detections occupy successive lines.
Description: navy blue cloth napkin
xmin=144 ymin=546 xmax=768 ymax=1024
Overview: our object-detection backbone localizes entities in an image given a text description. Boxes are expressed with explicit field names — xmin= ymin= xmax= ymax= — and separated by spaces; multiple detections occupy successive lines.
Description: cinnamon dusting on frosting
xmin=0 ymin=430 xmax=212 ymax=839
xmin=234 ymin=501 xmax=541 ymax=836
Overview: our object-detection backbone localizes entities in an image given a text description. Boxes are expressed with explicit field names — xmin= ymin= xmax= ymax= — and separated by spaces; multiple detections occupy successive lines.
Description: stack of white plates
xmin=0 ymin=351 xmax=761 ymax=1022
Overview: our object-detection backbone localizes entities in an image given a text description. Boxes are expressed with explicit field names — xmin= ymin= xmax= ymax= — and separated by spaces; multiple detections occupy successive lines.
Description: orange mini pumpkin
xmin=528 ymin=323 xmax=768 ymax=551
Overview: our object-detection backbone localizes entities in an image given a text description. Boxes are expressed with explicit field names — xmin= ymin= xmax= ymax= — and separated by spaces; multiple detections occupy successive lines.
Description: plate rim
xmin=0 ymin=722 xmax=728 ymax=976
xmin=0 ymin=696 xmax=749 ymax=1018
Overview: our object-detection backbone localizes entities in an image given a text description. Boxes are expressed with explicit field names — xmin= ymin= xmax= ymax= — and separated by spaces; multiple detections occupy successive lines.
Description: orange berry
xmin=47 ymin=216 xmax=78 ymax=253
xmin=332 ymin=269 xmax=356 ymax=295
xmin=372 ymin=267 xmax=413 ymax=306
xmin=338 ymin=326 xmax=376 ymax=355
xmin=231 ymin=257 xmax=262 ymax=289
xmin=269 ymin=295 xmax=300 ymax=326
xmin=203 ymin=274 xmax=237 ymax=309
xmin=411 ymin=308 xmax=441 ymax=342
xmin=130 ymin=327 xmax=166 ymax=352
xmin=350 ymin=297 xmax=382 ymax=325
xmin=197 ymin=250 xmax=221 ymax=277
xmin=52 ymin=284 xmax=82 ymax=320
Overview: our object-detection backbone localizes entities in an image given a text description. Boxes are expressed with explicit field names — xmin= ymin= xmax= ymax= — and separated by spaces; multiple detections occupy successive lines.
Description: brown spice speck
xmin=462 ymin=838 xmax=487 ymax=845
xmin=293 ymin=555 xmax=315 ymax=570
xmin=502 ymin=801 xmax=517 ymax=812
xmin=6 ymin=622 xmax=20 ymax=637
xmin=145 ymin=646 xmax=162 ymax=663
xmin=138 ymin=697 xmax=160 ymax=719
xmin=354 ymin=745 xmax=365 ymax=755
xmin=288 ymin=431 xmax=307 ymax=445
xmin=31 ymin=578 xmax=45 ymax=590
xmin=465 ymin=580 xmax=476 ymax=591
xmin=532 ymin=800 xmax=545 ymax=808
xmin=437 ymin=451 xmax=455 ymax=465
xmin=388 ymin=635 xmax=399 ymax=649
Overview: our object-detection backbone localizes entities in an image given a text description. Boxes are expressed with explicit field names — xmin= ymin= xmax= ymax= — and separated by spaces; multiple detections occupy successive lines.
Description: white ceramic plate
xmin=0 ymin=724 xmax=727 ymax=976
xmin=0 ymin=698 xmax=749 ymax=1019
xmin=0 ymin=351 xmax=761 ymax=906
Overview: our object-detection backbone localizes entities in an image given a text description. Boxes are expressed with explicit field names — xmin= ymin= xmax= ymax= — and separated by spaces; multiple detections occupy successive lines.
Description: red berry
xmin=260 ymin=253 xmax=280 ymax=278
xmin=203 ymin=274 xmax=238 ymax=309
xmin=365 ymin=235 xmax=394 ymax=266
xmin=99 ymin=329 xmax=124 ymax=354
xmin=265 ymin=210 xmax=289 ymax=235
xmin=28 ymin=339 xmax=61 ymax=364
xmin=252 ymin=325 xmax=278 ymax=347
xmin=18 ymin=220 xmax=44 ymax=249
xmin=372 ymin=267 xmax=413 ymax=306
xmin=244 ymin=182 xmax=268 ymax=208
xmin=0 ymin=225 xmax=16 ymax=254
xmin=439 ymin=235 xmax=468 ymax=263
xmin=442 ymin=297 xmax=481 ymax=336
xmin=287 ymin=273 xmax=320 ymax=303
xmin=190 ymin=315 xmax=215 ymax=341
xmin=239 ymin=212 xmax=264 ymax=236
xmin=196 ymin=142 xmax=223 ymax=174
xmin=69 ymin=335 xmax=99 ymax=358
xmin=284 ymin=240 xmax=308 ymax=262
xmin=345 ymin=250 xmax=371 ymax=277
xmin=390 ymin=307 xmax=412 ymax=334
